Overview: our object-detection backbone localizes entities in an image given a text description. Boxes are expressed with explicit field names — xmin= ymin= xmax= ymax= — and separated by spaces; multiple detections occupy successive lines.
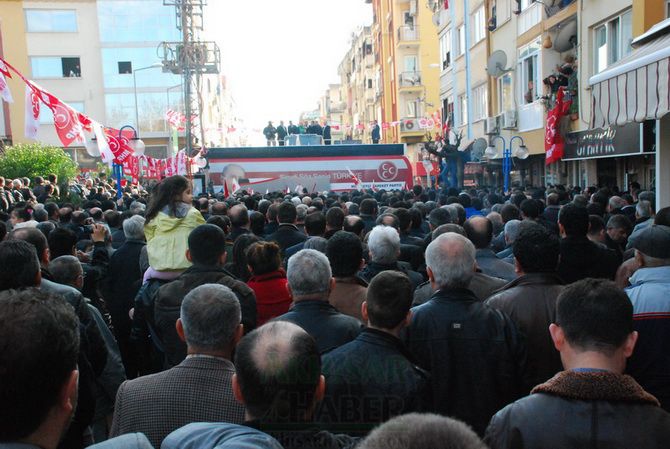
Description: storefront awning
xmin=589 ymin=18 xmax=670 ymax=128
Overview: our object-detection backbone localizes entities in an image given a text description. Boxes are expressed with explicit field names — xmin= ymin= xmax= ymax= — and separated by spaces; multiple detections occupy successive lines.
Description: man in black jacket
xmin=274 ymin=249 xmax=363 ymax=353
xmin=404 ymin=232 xmax=526 ymax=436
xmin=276 ymin=121 xmax=288 ymax=146
xmin=267 ymin=201 xmax=308 ymax=255
xmin=319 ymin=271 xmax=429 ymax=434
xmin=557 ymin=203 xmax=620 ymax=284
xmin=485 ymin=279 xmax=670 ymax=449
xmin=154 ymin=224 xmax=257 ymax=367
xmin=103 ymin=215 xmax=146 ymax=378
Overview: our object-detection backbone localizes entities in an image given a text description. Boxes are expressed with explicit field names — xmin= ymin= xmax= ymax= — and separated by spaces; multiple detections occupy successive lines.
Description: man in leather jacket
xmin=485 ymin=279 xmax=670 ymax=449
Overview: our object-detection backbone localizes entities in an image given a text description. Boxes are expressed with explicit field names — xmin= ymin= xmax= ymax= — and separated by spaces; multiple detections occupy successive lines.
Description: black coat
xmin=557 ymin=236 xmax=620 ymax=284
xmin=273 ymin=300 xmax=363 ymax=354
xmin=103 ymin=239 xmax=145 ymax=340
xmin=267 ymin=223 xmax=308 ymax=254
xmin=404 ymin=287 xmax=527 ymax=436
xmin=359 ymin=261 xmax=423 ymax=291
xmin=485 ymin=371 xmax=670 ymax=449
xmin=318 ymin=328 xmax=430 ymax=434
xmin=155 ymin=265 xmax=257 ymax=367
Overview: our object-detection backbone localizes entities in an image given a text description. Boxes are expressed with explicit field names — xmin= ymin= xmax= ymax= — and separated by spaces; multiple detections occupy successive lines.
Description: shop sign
xmin=563 ymin=121 xmax=655 ymax=160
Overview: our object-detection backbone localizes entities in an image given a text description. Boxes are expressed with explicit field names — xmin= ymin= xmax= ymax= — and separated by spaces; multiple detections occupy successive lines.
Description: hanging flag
xmin=176 ymin=150 xmax=187 ymax=176
xmin=227 ymin=125 xmax=237 ymax=133
xmin=346 ymin=167 xmax=362 ymax=190
xmin=0 ymin=71 xmax=13 ymax=103
xmin=294 ymin=184 xmax=304 ymax=194
xmin=231 ymin=177 xmax=241 ymax=193
xmin=0 ymin=59 xmax=11 ymax=79
xmin=545 ymin=87 xmax=572 ymax=165
xmin=24 ymin=85 xmax=39 ymax=140
xmin=382 ymin=122 xmax=390 ymax=130
xmin=356 ymin=123 xmax=365 ymax=130
xmin=444 ymin=0 xmax=449 ymax=9
xmin=28 ymin=81 xmax=90 ymax=147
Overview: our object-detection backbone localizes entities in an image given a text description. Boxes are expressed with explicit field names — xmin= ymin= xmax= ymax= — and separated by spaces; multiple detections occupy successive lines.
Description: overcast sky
xmin=206 ymin=0 xmax=372 ymax=129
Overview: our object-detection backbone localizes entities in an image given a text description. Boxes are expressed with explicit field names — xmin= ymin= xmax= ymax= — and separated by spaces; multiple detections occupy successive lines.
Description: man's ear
xmin=623 ymin=331 xmax=638 ymax=358
xmin=219 ymin=251 xmax=227 ymax=266
xmin=59 ymin=370 xmax=79 ymax=415
xmin=426 ymin=266 xmax=435 ymax=284
xmin=514 ymin=257 xmax=524 ymax=275
xmin=361 ymin=301 xmax=369 ymax=323
xmin=176 ymin=318 xmax=186 ymax=343
xmin=232 ymin=374 xmax=245 ymax=405
xmin=635 ymin=250 xmax=645 ymax=267
xmin=185 ymin=249 xmax=193 ymax=263
xmin=328 ymin=277 xmax=336 ymax=294
xmin=358 ymin=258 xmax=365 ymax=271
xmin=286 ymin=282 xmax=293 ymax=299
xmin=403 ymin=310 xmax=413 ymax=327
xmin=232 ymin=324 xmax=244 ymax=347
xmin=314 ymin=374 xmax=326 ymax=403
xmin=549 ymin=323 xmax=565 ymax=352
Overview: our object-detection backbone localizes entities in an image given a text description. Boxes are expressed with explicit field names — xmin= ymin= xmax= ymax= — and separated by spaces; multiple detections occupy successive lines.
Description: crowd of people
xmin=1 ymin=173 xmax=669 ymax=449
xmin=262 ymin=120 xmax=333 ymax=146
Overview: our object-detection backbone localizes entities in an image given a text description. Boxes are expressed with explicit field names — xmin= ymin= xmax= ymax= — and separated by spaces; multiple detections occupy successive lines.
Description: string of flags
xmin=0 ymin=56 xmax=199 ymax=182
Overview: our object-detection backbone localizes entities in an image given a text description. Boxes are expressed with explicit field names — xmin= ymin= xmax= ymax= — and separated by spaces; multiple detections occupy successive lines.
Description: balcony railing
xmin=397 ymin=26 xmax=420 ymax=42
xmin=399 ymin=71 xmax=422 ymax=88
xmin=517 ymin=2 xmax=543 ymax=36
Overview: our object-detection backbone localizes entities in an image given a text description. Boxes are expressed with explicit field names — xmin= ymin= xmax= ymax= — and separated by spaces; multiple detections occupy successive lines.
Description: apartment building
xmin=318 ymin=83 xmax=345 ymax=142
xmin=368 ymin=0 xmax=441 ymax=158
xmin=0 ymin=0 xmax=231 ymax=165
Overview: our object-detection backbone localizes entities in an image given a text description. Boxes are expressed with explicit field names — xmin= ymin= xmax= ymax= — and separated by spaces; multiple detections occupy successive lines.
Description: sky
xmin=206 ymin=0 xmax=373 ymax=130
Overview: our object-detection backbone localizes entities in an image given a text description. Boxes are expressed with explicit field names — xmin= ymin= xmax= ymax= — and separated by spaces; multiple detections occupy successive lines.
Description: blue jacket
xmin=163 ymin=422 xmax=282 ymax=449
xmin=626 ymin=266 xmax=670 ymax=411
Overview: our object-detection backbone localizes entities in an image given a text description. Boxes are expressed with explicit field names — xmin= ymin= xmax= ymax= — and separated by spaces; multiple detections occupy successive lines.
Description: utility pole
xmin=160 ymin=0 xmax=220 ymax=156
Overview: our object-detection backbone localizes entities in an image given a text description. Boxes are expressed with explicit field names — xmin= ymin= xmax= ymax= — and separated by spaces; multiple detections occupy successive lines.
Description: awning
xmin=590 ymin=18 xmax=670 ymax=128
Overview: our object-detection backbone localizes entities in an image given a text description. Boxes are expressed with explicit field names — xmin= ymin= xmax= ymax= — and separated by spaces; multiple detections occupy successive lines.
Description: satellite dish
xmin=554 ymin=20 xmax=578 ymax=52
xmin=471 ymin=138 xmax=488 ymax=161
xmin=486 ymin=50 xmax=510 ymax=77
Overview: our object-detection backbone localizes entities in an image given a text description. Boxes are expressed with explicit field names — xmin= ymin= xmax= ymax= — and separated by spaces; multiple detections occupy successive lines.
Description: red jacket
xmin=247 ymin=270 xmax=292 ymax=326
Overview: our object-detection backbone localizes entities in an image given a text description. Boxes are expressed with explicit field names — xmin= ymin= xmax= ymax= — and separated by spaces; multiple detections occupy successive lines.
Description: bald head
xmin=425 ymin=232 xmax=476 ymax=289
xmin=463 ymin=216 xmax=493 ymax=249
xmin=229 ymin=204 xmax=249 ymax=228
xmin=234 ymin=322 xmax=322 ymax=422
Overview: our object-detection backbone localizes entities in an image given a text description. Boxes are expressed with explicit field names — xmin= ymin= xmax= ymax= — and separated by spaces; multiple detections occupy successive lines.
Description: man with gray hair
xmin=627 ymin=199 xmax=655 ymax=250
xmin=274 ymin=249 xmax=363 ymax=353
xmin=103 ymin=214 xmax=147 ymax=378
xmin=110 ymin=283 xmax=245 ymax=447
xmin=404 ymin=232 xmax=526 ymax=436
xmin=496 ymin=219 xmax=521 ymax=263
xmin=359 ymin=225 xmax=423 ymax=290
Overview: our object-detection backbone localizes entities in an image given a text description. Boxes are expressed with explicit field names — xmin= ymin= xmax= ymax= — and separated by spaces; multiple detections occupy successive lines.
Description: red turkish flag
xmin=27 ymin=82 xmax=90 ymax=147
xmin=545 ymin=88 xmax=572 ymax=165
xmin=104 ymin=128 xmax=134 ymax=164
xmin=382 ymin=122 xmax=390 ymax=130
xmin=24 ymin=85 xmax=40 ymax=140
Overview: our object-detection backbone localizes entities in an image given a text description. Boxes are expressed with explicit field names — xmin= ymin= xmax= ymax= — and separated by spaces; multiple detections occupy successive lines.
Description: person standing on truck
xmin=371 ymin=120 xmax=381 ymax=144
xmin=263 ymin=121 xmax=277 ymax=146
xmin=276 ymin=121 xmax=288 ymax=146
xmin=323 ymin=122 xmax=332 ymax=145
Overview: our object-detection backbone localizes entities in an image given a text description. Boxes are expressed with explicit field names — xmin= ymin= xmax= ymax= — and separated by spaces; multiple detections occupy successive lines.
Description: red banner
xmin=545 ymin=88 xmax=572 ymax=165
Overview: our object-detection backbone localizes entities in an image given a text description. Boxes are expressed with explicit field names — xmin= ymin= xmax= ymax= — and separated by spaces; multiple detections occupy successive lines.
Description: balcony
xmin=517 ymin=2 xmax=542 ymax=36
xmin=365 ymin=89 xmax=376 ymax=104
xmin=365 ymin=53 xmax=374 ymax=68
xmin=397 ymin=26 xmax=420 ymax=44
xmin=517 ymin=100 xmax=545 ymax=132
xmin=399 ymin=71 xmax=422 ymax=88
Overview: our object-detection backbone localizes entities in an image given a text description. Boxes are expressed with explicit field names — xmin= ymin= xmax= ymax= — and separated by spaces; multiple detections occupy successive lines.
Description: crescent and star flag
xmin=24 ymin=85 xmax=39 ymax=140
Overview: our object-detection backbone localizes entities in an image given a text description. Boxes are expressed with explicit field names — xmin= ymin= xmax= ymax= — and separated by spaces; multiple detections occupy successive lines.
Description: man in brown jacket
xmin=486 ymin=223 xmax=564 ymax=393
xmin=326 ymin=231 xmax=367 ymax=322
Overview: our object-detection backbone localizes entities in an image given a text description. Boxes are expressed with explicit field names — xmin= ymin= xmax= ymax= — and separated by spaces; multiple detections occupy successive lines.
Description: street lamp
xmin=133 ymin=63 xmax=164 ymax=133
xmin=485 ymin=135 xmax=529 ymax=192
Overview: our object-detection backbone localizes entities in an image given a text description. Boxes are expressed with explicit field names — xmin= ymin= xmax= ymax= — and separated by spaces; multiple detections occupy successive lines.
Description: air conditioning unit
xmin=484 ymin=116 xmax=499 ymax=135
xmin=401 ymin=119 xmax=419 ymax=132
xmin=502 ymin=110 xmax=517 ymax=129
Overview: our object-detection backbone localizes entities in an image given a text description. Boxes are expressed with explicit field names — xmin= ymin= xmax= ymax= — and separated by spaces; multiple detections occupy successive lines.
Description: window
xmin=497 ymin=73 xmax=514 ymax=113
xmin=404 ymin=55 xmax=418 ymax=73
xmin=407 ymin=100 xmax=418 ymax=118
xmin=439 ymin=29 xmax=452 ymax=70
xmin=472 ymin=6 xmax=486 ymax=44
xmin=118 ymin=61 xmax=132 ymax=74
xmin=594 ymin=10 xmax=633 ymax=74
xmin=458 ymin=94 xmax=468 ymax=125
xmin=25 ymin=9 xmax=77 ymax=32
xmin=472 ymin=84 xmax=488 ymax=121
xmin=40 ymin=101 xmax=84 ymax=124
xmin=456 ymin=25 xmax=466 ymax=56
xmin=443 ymin=97 xmax=455 ymax=127
xmin=519 ymin=0 xmax=533 ymax=11
xmin=518 ymin=39 xmax=541 ymax=104
xmin=367 ymin=79 xmax=373 ymax=89
xmin=31 ymin=56 xmax=81 ymax=78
